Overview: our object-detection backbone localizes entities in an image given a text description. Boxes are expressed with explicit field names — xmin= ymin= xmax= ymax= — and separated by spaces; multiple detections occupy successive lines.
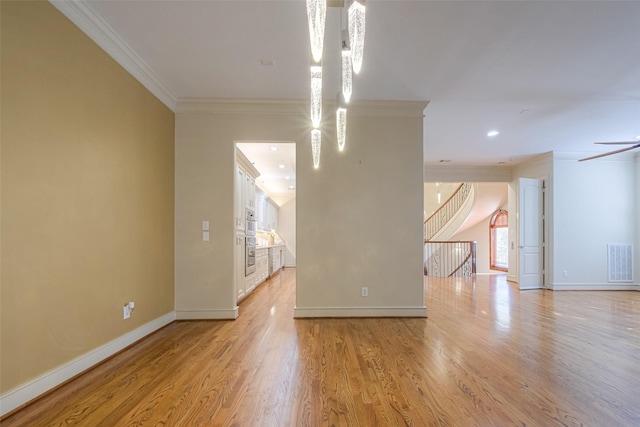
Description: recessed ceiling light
xmin=278 ymin=164 xmax=285 ymax=169
xmin=635 ymin=135 xmax=640 ymax=140
xmin=487 ymin=130 xmax=500 ymax=137
xmin=270 ymin=146 xmax=278 ymax=151
xmin=288 ymin=186 xmax=295 ymax=190
xmin=285 ymin=176 xmax=290 ymax=180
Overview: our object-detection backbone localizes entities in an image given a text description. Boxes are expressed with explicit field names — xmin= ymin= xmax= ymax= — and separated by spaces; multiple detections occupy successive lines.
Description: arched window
xmin=490 ymin=210 xmax=508 ymax=272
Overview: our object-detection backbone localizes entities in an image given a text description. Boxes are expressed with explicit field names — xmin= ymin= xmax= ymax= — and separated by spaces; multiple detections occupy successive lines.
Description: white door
xmin=518 ymin=178 xmax=543 ymax=289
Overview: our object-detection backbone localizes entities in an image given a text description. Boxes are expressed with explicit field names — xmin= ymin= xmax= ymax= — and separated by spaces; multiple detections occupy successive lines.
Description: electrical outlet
xmin=361 ymin=287 xmax=368 ymax=297
xmin=123 ymin=304 xmax=131 ymax=319
xmin=563 ymin=270 xmax=568 ymax=278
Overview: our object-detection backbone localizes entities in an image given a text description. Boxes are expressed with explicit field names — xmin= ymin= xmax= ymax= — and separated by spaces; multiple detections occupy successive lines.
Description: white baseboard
xmin=549 ymin=282 xmax=640 ymax=291
xmin=0 ymin=311 xmax=176 ymax=417
xmin=175 ymin=308 xmax=238 ymax=320
xmin=293 ymin=306 xmax=427 ymax=318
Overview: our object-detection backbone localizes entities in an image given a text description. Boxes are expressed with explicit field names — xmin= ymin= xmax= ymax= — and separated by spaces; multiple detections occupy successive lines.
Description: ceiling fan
xmin=578 ymin=141 xmax=640 ymax=162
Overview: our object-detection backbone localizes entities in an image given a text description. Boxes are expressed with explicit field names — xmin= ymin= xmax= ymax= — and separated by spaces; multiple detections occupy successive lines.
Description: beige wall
xmin=1 ymin=1 xmax=175 ymax=394
xmin=453 ymin=202 xmax=509 ymax=274
xmin=551 ymin=154 xmax=635 ymax=289
xmin=176 ymin=100 xmax=427 ymax=318
xmin=296 ymin=109 xmax=426 ymax=316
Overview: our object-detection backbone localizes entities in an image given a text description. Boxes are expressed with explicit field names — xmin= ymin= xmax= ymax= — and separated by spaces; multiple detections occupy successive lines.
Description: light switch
xmin=202 ymin=220 xmax=209 ymax=231
xmin=202 ymin=231 xmax=210 ymax=241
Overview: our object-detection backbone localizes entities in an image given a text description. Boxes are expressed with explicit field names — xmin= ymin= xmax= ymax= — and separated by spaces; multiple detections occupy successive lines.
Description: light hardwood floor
xmin=3 ymin=269 xmax=639 ymax=426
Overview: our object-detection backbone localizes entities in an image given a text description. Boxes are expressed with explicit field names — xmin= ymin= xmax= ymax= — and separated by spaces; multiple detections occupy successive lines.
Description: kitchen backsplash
xmin=256 ymin=230 xmax=284 ymax=246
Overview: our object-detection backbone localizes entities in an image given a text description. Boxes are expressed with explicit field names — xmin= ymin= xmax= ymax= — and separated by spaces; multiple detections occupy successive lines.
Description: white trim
xmin=177 ymin=98 xmax=306 ymax=115
xmin=177 ymin=98 xmax=429 ymax=117
xmin=554 ymin=151 xmax=638 ymax=162
xmin=424 ymin=165 xmax=513 ymax=183
xmin=293 ymin=306 xmax=427 ymax=318
xmin=49 ymin=0 xmax=177 ymax=111
xmin=175 ymin=308 xmax=239 ymax=320
xmin=549 ymin=283 xmax=640 ymax=291
xmin=0 ymin=311 xmax=176 ymax=417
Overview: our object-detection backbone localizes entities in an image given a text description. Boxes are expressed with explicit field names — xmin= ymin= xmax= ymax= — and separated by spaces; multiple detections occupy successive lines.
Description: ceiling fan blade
xmin=579 ymin=144 xmax=640 ymax=162
xmin=594 ymin=141 xmax=638 ymax=145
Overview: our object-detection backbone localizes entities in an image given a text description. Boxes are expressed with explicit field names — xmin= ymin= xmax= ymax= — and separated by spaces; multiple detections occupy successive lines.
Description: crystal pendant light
xmin=341 ymin=44 xmax=353 ymax=103
xmin=348 ymin=0 xmax=366 ymax=74
xmin=310 ymin=66 xmax=322 ymax=128
xmin=336 ymin=107 xmax=347 ymax=152
xmin=306 ymin=0 xmax=327 ymax=63
xmin=311 ymin=129 xmax=321 ymax=169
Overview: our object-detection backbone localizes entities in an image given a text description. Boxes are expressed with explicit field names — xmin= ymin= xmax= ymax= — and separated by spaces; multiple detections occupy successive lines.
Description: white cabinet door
xmin=263 ymin=201 xmax=277 ymax=231
xmin=245 ymin=272 xmax=256 ymax=295
xmin=272 ymin=249 xmax=281 ymax=274
xmin=264 ymin=203 xmax=271 ymax=231
xmin=273 ymin=206 xmax=279 ymax=232
xmin=256 ymin=191 xmax=265 ymax=230
xmin=245 ymin=175 xmax=255 ymax=210
xmin=235 ymin=234 xmax=245 ymax=301
xmin=255 ymin=248 xmax=268 ymax=285
xmin=235 ymin=165 xmax=245 ymax=232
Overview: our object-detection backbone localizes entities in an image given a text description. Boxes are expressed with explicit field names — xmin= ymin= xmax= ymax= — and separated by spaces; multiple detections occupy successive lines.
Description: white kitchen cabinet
xmin=278 ymin=246 xmax=285 ymax=269
xmin=255 ymin=248 xmax=269 ymax=286
xmin=272 ymin=204 xmax=279 ymax=231
xmin=269 ymin=245 xmax=286 ymax=276
xmin=256 ymin=189 xmax=266 ymax=230
xmin=271 ymin=246 xmax=285 ymax=274
xmin=235 ymin=148 xmax=260 ymax=305
xmin=235 ymin=164 xmax=245 ymax=232
xmin=245 ymin=174 xmax=256 ymax=211
xmin=245 ymin=271 xmax=256 ymax=295
xmin=235 ymin=233 xmax=245 ymax=301
xmin=264 ymin=200 xmax=279 ymax=232
xmin=236 ymin=148 xmax=259 ymax=215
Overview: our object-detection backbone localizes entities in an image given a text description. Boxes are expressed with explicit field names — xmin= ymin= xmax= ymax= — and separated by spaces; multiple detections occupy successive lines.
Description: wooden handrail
xmin=448 ymin=252 xmax=473 ymax=277
xmin=423 ymin=183 xmax=473 ymax=242
xmin=424 ymin=183 xmax=464 ymax=225
xmin=424 ymin=240 xmax=476 ymax=277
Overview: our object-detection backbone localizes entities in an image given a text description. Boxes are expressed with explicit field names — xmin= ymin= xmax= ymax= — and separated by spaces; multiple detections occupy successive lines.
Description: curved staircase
xmin=424 ymin=183 xmax=476 ymax=277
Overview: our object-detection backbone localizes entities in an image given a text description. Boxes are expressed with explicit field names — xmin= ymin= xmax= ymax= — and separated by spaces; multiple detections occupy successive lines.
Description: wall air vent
xmin=607 ymin=244 xmax=633 ymax=282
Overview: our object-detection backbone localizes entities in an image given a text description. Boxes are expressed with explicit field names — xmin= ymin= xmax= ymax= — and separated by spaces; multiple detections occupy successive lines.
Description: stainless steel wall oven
xmin=245 ymin=208 xmax=256 ymax=236
xmin=245 ymin=236 xmax=256 ymax=276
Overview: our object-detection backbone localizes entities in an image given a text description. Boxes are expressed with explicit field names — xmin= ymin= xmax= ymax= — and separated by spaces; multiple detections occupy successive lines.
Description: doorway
xmin=235 ymin=141 xmax=297 ymax=306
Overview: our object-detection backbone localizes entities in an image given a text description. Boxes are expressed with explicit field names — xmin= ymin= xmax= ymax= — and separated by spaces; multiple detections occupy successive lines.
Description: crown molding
xmin=50 ymin=0 xmax=177 ymax=111
xmin=554 ymin=151 xmax=637 ymax=162
xmin=424 ymin=165 xmax=513 ymax=183
xmin=346 ymin=100 xmax=429 ymax=118
xmin=177 ymin=98 xmax=308 ymax=115
xmin=177 ymin=98 xmax=428 ymax=117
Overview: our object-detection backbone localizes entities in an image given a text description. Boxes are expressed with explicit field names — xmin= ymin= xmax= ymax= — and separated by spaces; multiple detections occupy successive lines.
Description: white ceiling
xmin=83 ymin=0 xmax=640 ymax=166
